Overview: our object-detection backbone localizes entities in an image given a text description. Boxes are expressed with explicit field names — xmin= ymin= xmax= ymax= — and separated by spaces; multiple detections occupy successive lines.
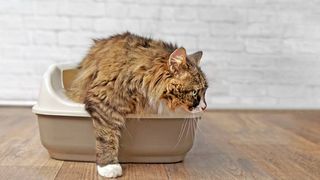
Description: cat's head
xmin=162 ymin=47 xmax=208 ymax=113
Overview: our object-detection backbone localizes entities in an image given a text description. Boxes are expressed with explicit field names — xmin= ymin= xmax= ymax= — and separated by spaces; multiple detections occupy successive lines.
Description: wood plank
xmin=119 ymin=164 xmax=169 ymax=180
xmin=55 ymin=161 xmax=98 ymax=180
xmin=0 ymin=107 xmax=63 ymax=180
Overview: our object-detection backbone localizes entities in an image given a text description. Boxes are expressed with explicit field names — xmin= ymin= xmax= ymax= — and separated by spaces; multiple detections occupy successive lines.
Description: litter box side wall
xmin=37 ymin=115 xmax=96 ymax=162
xmin=37 ymin=114 xmax=200 ymax=163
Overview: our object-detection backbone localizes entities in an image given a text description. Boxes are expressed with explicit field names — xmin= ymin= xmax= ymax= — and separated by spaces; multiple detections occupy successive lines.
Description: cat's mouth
xmin=187 ymin=106 xmax=203 ymax=114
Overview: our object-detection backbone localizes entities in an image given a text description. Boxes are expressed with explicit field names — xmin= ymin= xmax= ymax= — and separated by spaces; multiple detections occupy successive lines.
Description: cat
xmin=66 ymin=32 xmax=208 ymax=178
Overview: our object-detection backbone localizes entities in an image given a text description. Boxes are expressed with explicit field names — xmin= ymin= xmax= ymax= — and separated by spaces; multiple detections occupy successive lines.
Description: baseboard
xmin=0 ymin=100 xmax=36 ymax=106
xmin=207 ymin=104 xmax=320 ymax=110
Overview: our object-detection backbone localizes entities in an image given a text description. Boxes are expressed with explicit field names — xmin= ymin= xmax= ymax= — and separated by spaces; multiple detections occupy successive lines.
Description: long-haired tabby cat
xmin=67 ymin=32 xmax=208 ymax=178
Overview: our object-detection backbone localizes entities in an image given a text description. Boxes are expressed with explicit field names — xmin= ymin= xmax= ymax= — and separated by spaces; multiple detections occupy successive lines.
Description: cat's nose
xmin=200 ymin=104 xmax=207 ymax=111
xmin=199 ymin=99 xmax=207 ymax=111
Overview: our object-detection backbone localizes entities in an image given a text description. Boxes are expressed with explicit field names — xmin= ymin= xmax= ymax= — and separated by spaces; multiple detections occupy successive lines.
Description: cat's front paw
xmin=97 ymin=163 xmax=122 ymax=178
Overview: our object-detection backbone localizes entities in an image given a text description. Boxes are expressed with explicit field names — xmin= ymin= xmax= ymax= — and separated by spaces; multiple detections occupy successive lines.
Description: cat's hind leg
xmin=85 ymin=99 xmax=125 ymax=178
xmin=94 ymin=125 xmax=122 ymax=178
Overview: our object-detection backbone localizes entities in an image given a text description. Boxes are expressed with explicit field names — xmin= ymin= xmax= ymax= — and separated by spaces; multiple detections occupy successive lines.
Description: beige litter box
xmin=32 ymin=63 xmax=201 ymax=163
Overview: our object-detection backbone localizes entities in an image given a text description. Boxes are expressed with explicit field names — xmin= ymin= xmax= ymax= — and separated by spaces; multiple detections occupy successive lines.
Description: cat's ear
xmin=187 ymin=51 xmax=203 ymax=65
xmin=168 ymin=47 xmax=187 ymax=72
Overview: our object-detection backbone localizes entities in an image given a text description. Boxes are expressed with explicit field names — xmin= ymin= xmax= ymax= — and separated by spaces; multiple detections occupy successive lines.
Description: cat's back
xmin=90 ymin=32 xmax=177 ymax=65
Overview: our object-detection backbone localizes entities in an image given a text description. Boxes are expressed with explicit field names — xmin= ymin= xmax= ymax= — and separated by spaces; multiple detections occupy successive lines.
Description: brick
xmin=200 ymin=64 xmax=219 ymax=82
xmin=214 ymin=69 xmax=264 ymax=83
xmin=58 ymin=31 xmax=96 ymax=46
xmin=139 ymin=19 xmax=159 ymax=37
xmin=198 ymin=7 xmax=246 ymax=22
xmin=34 ymin=1 xmax=58 ymax=15
xmin=263 ymin=69 xmax=307 ymax=85
xmin=71 ymin=17 xmax=94 ymax=30
xmin=160 ymin=21 xmax=210 ymax=35
xmin=0 ymin=61 xmax=49 ymax=75
xmin=210 ymin=23 xmax=241 ymax=37
xmin=238 ymin=23 xmax=284 ymax=38
xmin=199 ymin=37 xmax=244 ymax=52
xmin=230 ymin=84 xmax=267 ymax=97
xmin=212 ymin=0 xmax=257 ymax=7
xmin=0 ymin=15 xmax=23 ymax=29
xmin=220 ymin=53 xmax=275 ymax=68
xmin=206 ymin=96 xmax=239 ymax=106
xmin=246 ymin=9 xmax=277 ymax=23
xmin=277 ymin=98 xmax=317 ymax=107
xmin=0 ymin=0 xmax=33 ymax=14
xmin=247 ymin=8 xmax=305 ymax=24
xmin=94 ymin=18 xmax=119 ymax=32
xmin=33 ymin=31 xmax=57 ymax=45
xmin=105 ymin=2 xmax=129 ymax=18
xmin=23 ymin=46 xmax=71 ymax=61
xmin=70 ymin=47 xmax=90 ymax=61
xmin=272 ymin=55 xmax=320 ymax=70
xmin=157 ymin=35 xmax=198 ymax=50
xmin=283 ymin=39 xmax=320 ymax=54
xmin=94 ymin=18 xmax=140 ymax=33
xmin=1 ymin=46 xmax=24 ymax=59
xmin=267 ymin=85 xmax=313 ymax=98
xmin=128 ymin=4 xmax=160 ymax=19
xmin=161 ymin=0 xmax=212 ymax=5
xmin=0 ymin=88 xmax=38 ymax=101
xmin=160 ymin=7 xmax=175 ymax=20
xmin=276 ymin=11 xmax=305 ymax=23
xmin=200 ymin=51 xmax=230 ymax=64
xmin=307 ymin=72 xmax=320 ymax=85
xmin=0 ymin=30 xmax=29 ymax=45
xmin=304 ymin=13 xmax=320 ymax=25
xmin=207 ymin=83 xmax=230 ymax=96
xmin=239 ymin=97 xmax=278 ymax=105
xmin=100 ymin=0 xmax=134 ymax=3
xmin=174 ymin=7 xmax=198 ymax=20
xmin=24 ymin=17 xmax=70 ymax=30
xmin=58 ymin=1 xmax=105 ymax=16
xmin=312 ymin=86 xmax=320 ymax=97
xmin=245 ymin=38 xmax=282 ymax=54
xmin=0 ymin=48 xmax=3 ymax=59
xmin=284 ymin=25 xmax=320 ymax=39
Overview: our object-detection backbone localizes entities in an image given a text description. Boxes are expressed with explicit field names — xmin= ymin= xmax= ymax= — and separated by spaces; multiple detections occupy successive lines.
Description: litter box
xmin=32 ymin=63 xmax=201 ymax=163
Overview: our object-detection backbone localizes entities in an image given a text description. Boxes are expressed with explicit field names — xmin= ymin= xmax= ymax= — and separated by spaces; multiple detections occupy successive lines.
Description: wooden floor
xmin=0 ymin=107 xmax=320 ymax=180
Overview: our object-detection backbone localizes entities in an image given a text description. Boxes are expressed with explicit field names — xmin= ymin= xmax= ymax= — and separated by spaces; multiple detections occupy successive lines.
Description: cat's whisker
xmin=191 ymin=118 xmax=196 ymax=141
xmin=195 ymin=118 xmax=205 ymax=138
xmin=185 ymin=119 xmax=191 ymax=143
xmin=179 ymin=118 xmax=188 ymax=143
xmin=123 ymin=123 xmax=133 ymax=139
xmin=187 ymin=117 xmax=193 ymax=141
xmin=173 ymin=119 xmax=184 ymax=149
xmin=173 ymin=118 xmax=188 ymax=149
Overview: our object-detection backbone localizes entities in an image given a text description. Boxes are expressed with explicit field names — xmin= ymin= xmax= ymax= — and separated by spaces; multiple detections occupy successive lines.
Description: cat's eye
xmin=192 ymin=90 xmax=198 ymax=97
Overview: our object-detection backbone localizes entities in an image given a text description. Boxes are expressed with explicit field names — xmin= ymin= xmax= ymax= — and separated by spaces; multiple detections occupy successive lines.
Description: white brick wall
xmin=0 ymin=0 xmax=320 ymax=109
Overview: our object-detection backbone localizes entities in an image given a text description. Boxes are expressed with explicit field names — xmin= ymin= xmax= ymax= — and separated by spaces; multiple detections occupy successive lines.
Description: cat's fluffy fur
xmin=66 ymin=32 xmax=208 ymax=178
